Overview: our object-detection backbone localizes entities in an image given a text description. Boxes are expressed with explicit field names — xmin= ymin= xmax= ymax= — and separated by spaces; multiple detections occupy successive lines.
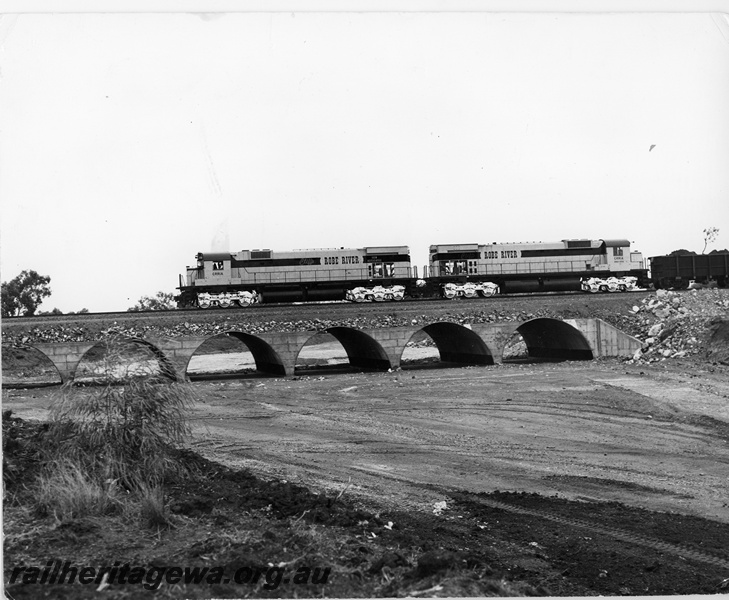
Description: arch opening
xmin=403 ymin=323 xmax=494 ymax=368
xmin=400 ymin=329 xmax=444 ymax=369
xmin=295 ymin=328 xmax=391 ymax=375
xmin=2 ymin=345 xmax=63 ymax=388
xmin=400 ymin=330 xmax=441 ymax=369
xmin=511 ymin=318 xmax=594 ymax=362
xmin=74 ymin=338 xmax=177 ymax=385
xmin=295 ymin=332 xmax=352 ymax=374
xmin=187 ymin=333 xmax=264 ymax=380
xmin=210 ymin=332 xmax=287 ymax=377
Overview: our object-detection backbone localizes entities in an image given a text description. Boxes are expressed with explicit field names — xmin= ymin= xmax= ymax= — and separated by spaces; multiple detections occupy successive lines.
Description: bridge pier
xmin=33 ymin=342 xmax=98 ymax=383
xmin=146 ymin=336 xmax=209 ymax=381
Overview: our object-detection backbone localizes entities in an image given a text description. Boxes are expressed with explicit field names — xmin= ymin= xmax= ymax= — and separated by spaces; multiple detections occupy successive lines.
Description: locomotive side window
xmin=612 ymin=247 xmax=624 ymax=258
xmin=384 ymin=263 xmax=394 ymax=277
xmin=212 ymin=261 xmax=224 ymax=270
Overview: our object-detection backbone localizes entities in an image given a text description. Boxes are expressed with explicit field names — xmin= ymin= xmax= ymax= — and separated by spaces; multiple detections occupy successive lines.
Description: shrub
xmin=45 ymin=378 xmax=196 ymax=490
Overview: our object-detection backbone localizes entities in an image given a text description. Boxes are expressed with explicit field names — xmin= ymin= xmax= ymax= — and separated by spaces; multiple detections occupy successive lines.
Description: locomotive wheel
xmin=199 ymin=301 xmax=211 ymax=309
xmin=618 ymin=284 xmax=627 ymax=292
xmin=393 ymin=294 xmax=404 ymax=301
xmin=599 ymin=285 xmax=609 ymax=292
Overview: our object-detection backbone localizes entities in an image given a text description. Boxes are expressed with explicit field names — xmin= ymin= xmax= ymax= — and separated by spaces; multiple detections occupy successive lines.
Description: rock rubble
xmin=622 ymin=289 xmax=729 ymax=365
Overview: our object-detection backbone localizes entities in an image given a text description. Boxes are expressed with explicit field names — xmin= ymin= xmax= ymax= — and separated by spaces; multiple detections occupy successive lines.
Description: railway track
xmin=4 ymin=290 xmax=652 ymax=329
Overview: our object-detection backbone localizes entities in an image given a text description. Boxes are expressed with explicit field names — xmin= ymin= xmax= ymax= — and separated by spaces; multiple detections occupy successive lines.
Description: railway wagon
xmin=427 ymin=239 xmax=646 ymax=296
xmin=177 ymin=246 xmax=413 ymax=308
xmin=650 ymin=252 xmax=729 ymax=289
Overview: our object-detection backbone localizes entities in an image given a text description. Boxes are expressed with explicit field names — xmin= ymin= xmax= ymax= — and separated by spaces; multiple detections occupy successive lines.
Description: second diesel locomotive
xmin=176 ymin=238 xmax=646 ymax=308
xmin=429 ymin=238 xmax=644 ymax=297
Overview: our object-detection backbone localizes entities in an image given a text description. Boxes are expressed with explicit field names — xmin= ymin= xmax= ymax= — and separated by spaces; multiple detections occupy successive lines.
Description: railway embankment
xmin=2 ymin=290 xmax=727 ymax=365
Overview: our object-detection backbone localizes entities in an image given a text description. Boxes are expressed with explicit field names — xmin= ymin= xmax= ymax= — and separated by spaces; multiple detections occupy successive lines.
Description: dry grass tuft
xmin=137 ymin=484 xmax=173 ymax=530
xmin=36 ymin=459 xmax=122 ymax=521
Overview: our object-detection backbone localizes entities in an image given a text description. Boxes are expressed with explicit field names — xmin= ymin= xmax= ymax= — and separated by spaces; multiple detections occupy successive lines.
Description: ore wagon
xmin=650 ymin=252 xmax=729 ymax=289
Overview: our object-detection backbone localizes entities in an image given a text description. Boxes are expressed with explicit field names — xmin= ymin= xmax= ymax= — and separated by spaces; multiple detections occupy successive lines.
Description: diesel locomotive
xmin=176 ymin=238 xmax=647 ymax=308
xmin=177 ymin=246 xmax=413 ymax=308
xmin=427 ymin=239 xmax=644 ymax=297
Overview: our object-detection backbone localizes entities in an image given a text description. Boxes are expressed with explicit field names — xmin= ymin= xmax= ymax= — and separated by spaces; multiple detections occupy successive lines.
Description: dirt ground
xmin=4 ymin=357 xmax=729 ymax=597
xmin=4 ymin=290 xmax=729 ymax=596
xmin=179 ymin=360 xmax=729 ymax=522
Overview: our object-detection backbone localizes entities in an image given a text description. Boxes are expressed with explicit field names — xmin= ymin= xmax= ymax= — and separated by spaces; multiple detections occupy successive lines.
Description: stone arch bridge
xmin=6 ymin=317 xmax=641 ymax=384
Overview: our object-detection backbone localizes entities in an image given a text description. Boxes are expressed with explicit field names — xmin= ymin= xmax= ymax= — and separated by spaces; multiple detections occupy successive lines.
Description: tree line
xmin=1 ymin=270 xmax=175 ymax=317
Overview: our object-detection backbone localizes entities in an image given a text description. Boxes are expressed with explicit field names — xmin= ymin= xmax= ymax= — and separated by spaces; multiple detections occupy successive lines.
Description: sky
xmin=1 ymin=7 xmax=728 ymax=313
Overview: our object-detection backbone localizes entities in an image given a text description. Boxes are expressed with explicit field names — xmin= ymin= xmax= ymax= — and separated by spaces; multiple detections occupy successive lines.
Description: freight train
xmin=176 ymin=238 xmax=647 ymax=308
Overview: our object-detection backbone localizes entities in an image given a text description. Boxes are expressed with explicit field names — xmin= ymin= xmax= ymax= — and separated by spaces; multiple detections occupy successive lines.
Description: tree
xmin=1 ymin=270 xmax=52 ymax=317
xmin=127 ymin=291 xmax=176 ymax=312
xmin=702 ymin=227 xmax=719 ymax=254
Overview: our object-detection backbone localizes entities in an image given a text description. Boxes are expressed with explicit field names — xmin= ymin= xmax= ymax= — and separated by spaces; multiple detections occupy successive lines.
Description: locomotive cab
xmin=429 ymin=244 xmax=480 ymax=277
xmin=195 ymin=252 xmax=232 ymax=283
xmin=601 ymin=240 xmax=643 ymax=274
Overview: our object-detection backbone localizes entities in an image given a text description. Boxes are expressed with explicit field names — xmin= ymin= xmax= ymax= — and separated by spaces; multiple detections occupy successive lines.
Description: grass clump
xmin=137 ymin=483 xmax=173 ymax=530
xmin=36 ymin=458 xmax=122 ymax=521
